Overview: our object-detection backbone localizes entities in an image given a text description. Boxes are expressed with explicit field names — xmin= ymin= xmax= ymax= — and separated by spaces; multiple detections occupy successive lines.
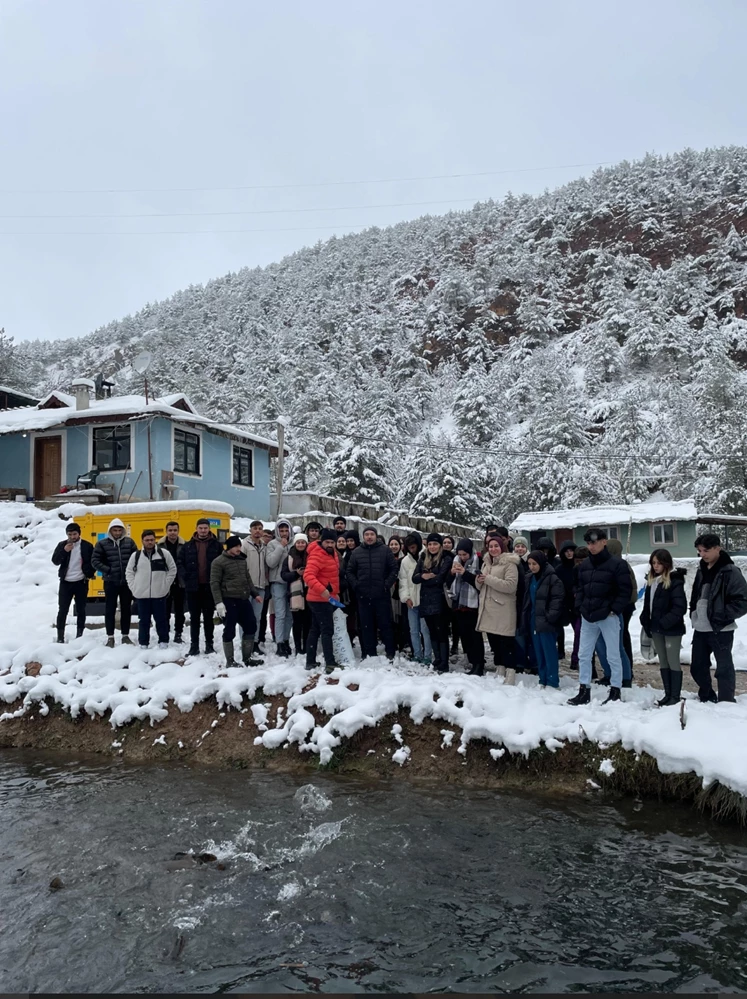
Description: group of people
xmin=51 ymin=513 xmax=747 ymax=703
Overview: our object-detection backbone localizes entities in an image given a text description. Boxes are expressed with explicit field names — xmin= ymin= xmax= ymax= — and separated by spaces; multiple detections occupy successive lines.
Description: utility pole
xmin=145 ymin=375 xmax=154 ymax=501
xmin=274 ymin=420 xmax=285 ymax=521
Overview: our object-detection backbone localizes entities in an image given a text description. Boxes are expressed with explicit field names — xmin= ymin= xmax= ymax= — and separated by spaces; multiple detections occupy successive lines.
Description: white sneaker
xmin=504 ymin=668 xmax=516 ymax=686
xmin=139 ymin=644 xmax=149 ymax=649
xmin=158 ymin=642 xmax=169 ymax=649
xmin=496 ymin=664 xmax=506 ymax=678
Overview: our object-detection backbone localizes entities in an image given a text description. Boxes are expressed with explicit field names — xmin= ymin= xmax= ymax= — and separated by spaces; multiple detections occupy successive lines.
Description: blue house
xmin=0 ymin=384 xmax=283 ymax=519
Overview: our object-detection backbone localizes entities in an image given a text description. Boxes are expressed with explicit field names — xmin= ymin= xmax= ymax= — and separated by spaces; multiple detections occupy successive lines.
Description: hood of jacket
xmin=274 ymin=518 xmax=293 ymax=540
xmin=485 ymin=551 xmax=520 ymax=569
xmin=107 ymin=517 xmax=126 ymax=540
xmin=700 ymin=550 xmax=734 ymax=577
xmin=559 ymin=540 xmax=578 ymax=556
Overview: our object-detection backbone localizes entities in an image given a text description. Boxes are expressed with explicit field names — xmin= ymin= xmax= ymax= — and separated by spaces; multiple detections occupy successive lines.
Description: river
xmin=1 ymin=751 xmax=746 ymax=993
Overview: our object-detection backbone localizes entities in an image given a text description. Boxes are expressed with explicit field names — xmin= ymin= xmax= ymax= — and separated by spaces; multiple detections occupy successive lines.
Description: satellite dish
xmin=132 ymin=352 xmax=153 ymax=375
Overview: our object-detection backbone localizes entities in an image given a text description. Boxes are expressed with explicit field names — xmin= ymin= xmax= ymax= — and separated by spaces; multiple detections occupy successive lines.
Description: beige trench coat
xmin=476 ymin=552 xmax=520 ymax=636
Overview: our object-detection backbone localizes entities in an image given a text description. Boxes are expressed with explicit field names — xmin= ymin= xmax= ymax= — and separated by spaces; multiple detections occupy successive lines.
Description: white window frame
xmin=603 ymin=525 xmax=620 ymax=541
xmin=651 ymin=522 xmax=677 ymax=546
xmin=89 ymin=422 xmax=133 ymax=472
xmin=231 ymin=443 xmax=255 ymax=489
xmin=172 ymin=423 xmax=203 ymax=479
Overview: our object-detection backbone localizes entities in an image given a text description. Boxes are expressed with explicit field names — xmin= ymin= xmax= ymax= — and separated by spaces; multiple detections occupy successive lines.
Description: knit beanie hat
xmin=512 ymin=535 xmax=529 ymax=549
xmin=225 ymin=536 xmax=242 ymax=551
xmin=404 ymin=532 xmax=421 ymax=552
xmin=456 ymin=538 xmax=473 ymax=554
xmin=426 ymin=532 xmax=443 ymax=544
xmin=343 ymin=529 xmax=360 ymax=543
xmin=320 ymin=527 xmax=337 ymax=542
xmin=293 ymin=533 xmax=308 ymax=546
xmin=528 ymin=550 xmax=547 ymax=568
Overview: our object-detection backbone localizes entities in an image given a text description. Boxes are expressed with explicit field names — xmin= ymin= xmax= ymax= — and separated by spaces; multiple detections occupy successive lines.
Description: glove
xmin=215 ymin=602 xmax=227 ymax=618
xmin=329 ymin=598 xmax=345 ymax=611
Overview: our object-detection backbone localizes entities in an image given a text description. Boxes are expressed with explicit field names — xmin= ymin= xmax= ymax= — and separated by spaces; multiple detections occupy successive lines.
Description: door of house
xmin=554 ymin=528 xmax=575 ymax=547
xmin=34 ymin=436 xmax=62 ymax=498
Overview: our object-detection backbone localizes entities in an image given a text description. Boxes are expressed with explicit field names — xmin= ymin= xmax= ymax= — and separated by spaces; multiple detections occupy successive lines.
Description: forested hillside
xmin=13 ymin=146 xmax=747 ymax=524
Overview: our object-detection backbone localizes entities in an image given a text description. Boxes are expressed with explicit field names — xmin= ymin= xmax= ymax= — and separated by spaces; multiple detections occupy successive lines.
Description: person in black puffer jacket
xmin=555 ymin=540 xmax=577 ymax=649
xmin=640 ymin=548 xmax=686 ymax=707
xmin=92 ymin=517 xmax=138 ymax=647
xmin=413 ymin=533 xmax=454 ymax=673
xmin=521 ymin=551 xmax=565 ymax=687
xmin=568 ymin=527 xmax=632 ymax=706
xmin=345 ymin=525 xmax=399 ymax=660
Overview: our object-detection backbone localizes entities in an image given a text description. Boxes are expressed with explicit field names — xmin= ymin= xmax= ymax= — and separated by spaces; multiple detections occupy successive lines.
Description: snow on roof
xmin=58 ymin=498 xmax=234 ymax=518
xmin=510 ymin=499 xmax=698 ymax=533
xmin=0 ymin=393 xmax=282 ymax=453
xmin=0 ymin=384 xmax=39 ymax=402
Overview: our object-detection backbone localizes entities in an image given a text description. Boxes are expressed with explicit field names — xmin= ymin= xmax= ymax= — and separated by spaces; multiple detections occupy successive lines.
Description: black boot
xmin=593 ymin=675 xmax=611 ymax=686
xmin=205 ymin=641 xmax=215 ymax=654
xmin=467 ymin=663 xmax=485 ymax=676
xmin=664 ymin=670 xmax=682 ymax=706
xmin=567 ymin=684 xmax=591 ymax=706
xmin=603 ymin=687 xmax=621 ymax=704
xmin=657 ymin=668 xmax=671 ymax=707
xmin=187 ymin=644 xmax=200 ymax=656
xmin=242 ymin=638 xmax=263 ymax=666
xmin=55 ymin=630 xmax=65 ymax=644
xmin=434 ymin=641 xmax=450 ymax=673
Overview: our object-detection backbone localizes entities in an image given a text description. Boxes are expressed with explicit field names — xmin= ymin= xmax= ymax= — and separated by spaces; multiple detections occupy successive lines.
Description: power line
xmin=0 ymin=222 xmax=374 ymax=237
xmin=0 ymin=160 xmax=615 ymax=196
xmin=0 ymin=195 xmax=488 ymax=221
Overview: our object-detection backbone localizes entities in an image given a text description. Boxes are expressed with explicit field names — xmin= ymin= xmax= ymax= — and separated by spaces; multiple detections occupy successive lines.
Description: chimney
xmin=70 ymin=377 xmax=95 ymax=411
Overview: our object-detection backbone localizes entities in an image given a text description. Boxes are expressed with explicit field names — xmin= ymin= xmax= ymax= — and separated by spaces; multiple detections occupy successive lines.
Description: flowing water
xmin=1 ymin=751 xmax=747 ymax=994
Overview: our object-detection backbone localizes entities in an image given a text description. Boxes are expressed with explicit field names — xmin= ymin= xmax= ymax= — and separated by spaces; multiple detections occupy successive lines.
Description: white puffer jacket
xmin=398 ymin=553 xmax=422 ymax=608
xmin=125 ymin=547 xmax=176 ymax=600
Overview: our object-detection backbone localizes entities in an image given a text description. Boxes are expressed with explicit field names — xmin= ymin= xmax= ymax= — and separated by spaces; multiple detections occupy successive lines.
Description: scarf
xmin=450 ymin=553 xmax=480 ymax=610
xmin=287 ymin=549 xmax=307 ymax=611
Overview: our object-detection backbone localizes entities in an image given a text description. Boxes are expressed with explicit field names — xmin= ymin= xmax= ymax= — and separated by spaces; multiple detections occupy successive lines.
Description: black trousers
xmin=104 ymin=582 xmax=132 ymax=637
xmin=223 ymin=597 xmax=256 ymax=642
xmin=358 ymin=595 xmax=395 ymax=658
xmin=487 ymin=633 xmax=516 ymax=668
xmin=138 ymin=597 xmax=169 ymax=646
xmin=57 ymin=579 xmax=88 ymax=636
xmin=307 ymin=601 xmax=335 ymax=666
xmin=457 ymin=609 xmax=484 ymax=668
xmin=187 ymin=583 xmax=215 ymax=646
xmin=258 ymin=587 xmax=271 ymax=642
xmin=691 ymin=630 xmax=736 ymax=701
xmin=292 ymin=607 xmax=311 ymax=654
xmin=166 ymin=584 xmax=185 ymax=637
xmin=423 ymin=612 xmax=450 ymax=669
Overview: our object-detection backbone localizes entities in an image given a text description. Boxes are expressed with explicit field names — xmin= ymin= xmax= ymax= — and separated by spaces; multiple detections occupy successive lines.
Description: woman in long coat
xmin=476 ymin=536 xmax=520 ymax=683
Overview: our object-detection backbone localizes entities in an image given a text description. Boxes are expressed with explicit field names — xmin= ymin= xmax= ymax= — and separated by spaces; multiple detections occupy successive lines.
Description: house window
xmin=604 ymin=526 xmax=620 ymax=541
xmin=652 ymin=523 xmax=676 ymax=545
xmin=232 ymin=445 xmax=254 ymax=487
xmin=174 ymin=428 xmax=200 ymax=474
xmin=92 ymin=425 xmax=131 ymax=470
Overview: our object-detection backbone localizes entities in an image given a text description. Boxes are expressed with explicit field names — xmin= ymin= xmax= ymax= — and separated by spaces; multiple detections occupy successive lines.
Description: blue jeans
xmin=270 ymin=581 xmax=292 ymax=644
xmin=137 ymin=597 xmax=168 ymax=646
xmin=579 ymin=615 xmax=623 ymax=687
xmin=531 ymin=630 xmax=560 ymax=687
xmin=407 ymin=605 xmax=433 ymax=659
xmin=596 ymin=613 xmax=632 ymax=682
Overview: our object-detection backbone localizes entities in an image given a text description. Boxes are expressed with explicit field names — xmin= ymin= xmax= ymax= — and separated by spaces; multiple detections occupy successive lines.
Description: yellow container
xmin=66 ymin=500 xmax=233 ymax=601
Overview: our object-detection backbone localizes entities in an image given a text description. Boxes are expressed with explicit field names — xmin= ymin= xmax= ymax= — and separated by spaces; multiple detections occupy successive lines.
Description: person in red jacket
xmin=304 ymin=528 xmax=342 ymax=671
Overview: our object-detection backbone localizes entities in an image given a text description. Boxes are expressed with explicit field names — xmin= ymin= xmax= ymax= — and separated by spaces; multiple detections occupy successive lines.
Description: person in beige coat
xmin=476 ymin=537 xmax=520 ymax=683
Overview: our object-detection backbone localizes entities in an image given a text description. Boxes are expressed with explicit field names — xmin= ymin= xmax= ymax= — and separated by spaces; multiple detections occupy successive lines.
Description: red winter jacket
xmin=305 ymin=541 xmax=341 ymax=602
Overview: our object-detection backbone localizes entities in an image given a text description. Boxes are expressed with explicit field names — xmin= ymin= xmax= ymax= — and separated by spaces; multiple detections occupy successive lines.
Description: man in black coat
xmin=92 ymin=517 xmax=138 ymax=647
xmin=345 ymin=525 xmax=398 ymax=660
xmin=52 ymin=522 xmax=95 ymax=642
xmin=689 ymin=533 xmax=747 ymax=703
xmin=567 ymin=527 xmax=632 ymax=706
xmin=177 ymin=518 xmax=223 ymax=656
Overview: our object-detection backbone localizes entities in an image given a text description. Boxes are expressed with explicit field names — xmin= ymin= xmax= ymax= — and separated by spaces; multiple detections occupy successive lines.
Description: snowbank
xmin=2 ymin=502 xmax=747 ymax=799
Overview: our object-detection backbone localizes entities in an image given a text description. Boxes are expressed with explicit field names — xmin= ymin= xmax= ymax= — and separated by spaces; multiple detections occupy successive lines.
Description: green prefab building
xmin=509 ymin=500 xmax=700 ymax=557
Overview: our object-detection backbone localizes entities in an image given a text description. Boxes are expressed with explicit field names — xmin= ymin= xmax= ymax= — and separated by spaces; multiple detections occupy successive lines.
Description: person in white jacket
xmin=398 ymin=532 xmax=433 ymax=664
xmin=125 ymin=529 xmax=177 ymax=649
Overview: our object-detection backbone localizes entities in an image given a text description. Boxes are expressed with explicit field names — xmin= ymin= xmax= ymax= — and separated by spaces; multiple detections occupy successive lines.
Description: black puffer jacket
xmin=92 ymin=535 xmax=138 ymax=586
xmin=177 ymin=533 xmax=223 ymax=592
xmin=640 ymin=568 xmax=687 ymax=637
xmin=554 ymin=542 xmax=578 ymax=625
xmin=574 ymin=547 xmax=632 ymax=622
xmin=345 ymin=539 xmax=399 ymax=600
xmin=52 ymin=539 xmax=95 ymax=581
xmin=521 ymin=564 xmax=565 ymax=635
xmin=412 ymin=552 xmax=454 ymax=617
xmin=689 ymin=551 xmax=747 ymax=633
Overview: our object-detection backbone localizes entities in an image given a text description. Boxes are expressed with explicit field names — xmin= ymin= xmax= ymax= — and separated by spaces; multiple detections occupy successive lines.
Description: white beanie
xmin=294 ymin=533 xmax=309 ymax=546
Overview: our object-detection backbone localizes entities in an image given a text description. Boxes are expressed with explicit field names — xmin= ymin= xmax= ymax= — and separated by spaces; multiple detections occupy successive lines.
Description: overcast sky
xmin=1 ymin=0 xmax=745 ymax=342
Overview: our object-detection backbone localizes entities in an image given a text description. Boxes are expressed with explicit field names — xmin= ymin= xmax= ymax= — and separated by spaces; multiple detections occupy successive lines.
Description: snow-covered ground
xmin=2 ymin=503 xmax=747 ymax=797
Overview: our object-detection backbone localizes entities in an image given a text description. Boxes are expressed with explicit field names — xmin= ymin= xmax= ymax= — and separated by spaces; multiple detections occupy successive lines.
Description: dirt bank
xmin=1 ymin=688 xmax=745 ymax=824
